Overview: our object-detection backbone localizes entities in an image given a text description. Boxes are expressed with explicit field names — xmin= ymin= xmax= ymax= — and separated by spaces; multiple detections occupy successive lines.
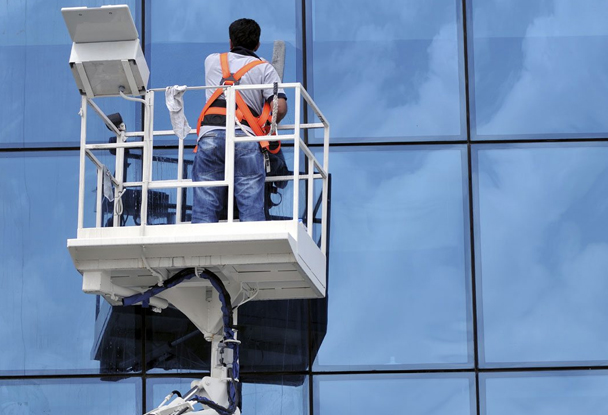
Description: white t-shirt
xmin=198 ymin=51 xmax=285 ymax=138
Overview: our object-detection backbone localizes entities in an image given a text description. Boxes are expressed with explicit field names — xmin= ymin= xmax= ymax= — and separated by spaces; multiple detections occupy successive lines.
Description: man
xmin=192 ymin=18 xmax=288 ymax=223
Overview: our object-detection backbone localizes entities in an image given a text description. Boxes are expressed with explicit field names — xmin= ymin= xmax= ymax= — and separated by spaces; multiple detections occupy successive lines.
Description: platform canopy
xmin=62 ymin=5 xmax=149 ymax=98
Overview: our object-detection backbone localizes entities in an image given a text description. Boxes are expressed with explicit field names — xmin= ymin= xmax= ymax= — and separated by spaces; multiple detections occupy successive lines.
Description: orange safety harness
xmin=195 ymin=52 xmax=280 ymax=155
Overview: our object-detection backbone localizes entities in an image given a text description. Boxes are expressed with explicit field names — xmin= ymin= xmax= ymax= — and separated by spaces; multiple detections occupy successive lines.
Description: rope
xmin=269 ymin=82 xmax=279 ymax=136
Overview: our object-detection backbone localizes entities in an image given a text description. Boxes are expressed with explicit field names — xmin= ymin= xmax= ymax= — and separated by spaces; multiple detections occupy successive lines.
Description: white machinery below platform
xmin=63 ymin=5 xmax=329 ymax=415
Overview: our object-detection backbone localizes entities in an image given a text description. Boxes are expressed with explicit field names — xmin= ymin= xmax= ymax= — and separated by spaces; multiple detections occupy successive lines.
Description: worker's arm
xmin=276 ymin=97 xmax=288 ymax=123
xmin=263 ymin=64 xmax=288 ymax=123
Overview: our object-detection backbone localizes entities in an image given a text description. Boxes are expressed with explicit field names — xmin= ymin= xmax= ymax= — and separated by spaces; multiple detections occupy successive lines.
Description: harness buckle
xmin=263 ymin=151 xmax=271 ymax=173
xmin=221 ymin=75 xmax=239 ymax=86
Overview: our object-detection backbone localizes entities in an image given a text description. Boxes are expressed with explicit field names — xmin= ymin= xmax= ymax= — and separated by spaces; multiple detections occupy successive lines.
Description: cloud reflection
xmin=315 ymin=147 xmax=470 ymax=368
xmin=473 ymin=0 xmax=608 ymax=136
xmin=476 ymin=144 xmax=608 ymax=364
xmin=311 ymin=0 xmax=463 ymax=141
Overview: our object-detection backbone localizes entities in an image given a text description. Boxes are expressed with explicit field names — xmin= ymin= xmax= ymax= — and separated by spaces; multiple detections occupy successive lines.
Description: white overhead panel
xmin=62 ymin=5 xmax=149 ymax=98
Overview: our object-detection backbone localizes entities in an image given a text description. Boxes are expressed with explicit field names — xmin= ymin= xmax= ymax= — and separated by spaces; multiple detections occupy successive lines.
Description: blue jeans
xmin=192 ymin=129 xmax=266 ymax=223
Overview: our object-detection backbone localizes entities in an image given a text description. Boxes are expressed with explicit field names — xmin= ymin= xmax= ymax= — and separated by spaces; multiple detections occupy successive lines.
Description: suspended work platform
xmin=63 ymin=5 xmax=328 ymax=414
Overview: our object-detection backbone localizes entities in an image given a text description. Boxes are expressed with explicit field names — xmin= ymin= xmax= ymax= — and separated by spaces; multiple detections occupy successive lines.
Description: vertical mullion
xmin=301 ymin=0 xmax=316 ymax=413
xmin=140 ymin=1 xmax=148 ymax=412
xmin=461 ymin=0 xmax=481 ymax=414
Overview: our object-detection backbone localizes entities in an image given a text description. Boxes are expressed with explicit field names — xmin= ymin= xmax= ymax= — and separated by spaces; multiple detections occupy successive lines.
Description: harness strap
xmin=195 ymin=52 xmax=281 ymax=154
xmin=235 ymin=92 xmax=265 ymax=136
xmin=196 ymin=87 xmax=224 ymax=137
xmin=204 ymin=106 xmax=245 ymax=122
xmin=220 ymin=53 xmax=232 ymax=80
xmin=233 ymin=59 xmax=266 ymax=81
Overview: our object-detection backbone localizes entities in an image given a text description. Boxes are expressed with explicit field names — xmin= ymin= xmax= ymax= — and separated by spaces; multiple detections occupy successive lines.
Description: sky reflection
xmin=470 ymin=0 xmax=608 ymax=138
xmin=315 ymin=146 xmax=472 ymax=369
xmin=475 ymin=143 xmax=608 ymax=366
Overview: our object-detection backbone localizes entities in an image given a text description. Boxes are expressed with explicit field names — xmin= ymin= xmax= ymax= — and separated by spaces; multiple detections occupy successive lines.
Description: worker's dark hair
xmin=229 ymin=18 xmax=261 ymax=50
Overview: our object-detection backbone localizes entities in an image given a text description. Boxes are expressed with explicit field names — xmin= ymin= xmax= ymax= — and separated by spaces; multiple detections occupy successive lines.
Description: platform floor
xmin=68 ymin=221 xmax=326 ymax=301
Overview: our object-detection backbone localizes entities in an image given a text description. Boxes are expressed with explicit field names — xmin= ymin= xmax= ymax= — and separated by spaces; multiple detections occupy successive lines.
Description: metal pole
xmin=292 ymin=85 xmax=302 ymax=222
xmin=307 ymin=148 xmax=314 ymax=235
xmin=140 ymin=91 xmax=154 ymax=227
xmin=77 ymin=95 xmax=87 ymax=231
xmin=225 ymin=87 xmax=236 ymax=222
xmin=321 ymin=124 xmax=330 ymax=254
xmin=113 ymin=134 xmax=125 ymax=228
xmin=96 ymin=167 xmax=103 ymax=227
xmin=176 ymin=134 xmax=185 ymax=223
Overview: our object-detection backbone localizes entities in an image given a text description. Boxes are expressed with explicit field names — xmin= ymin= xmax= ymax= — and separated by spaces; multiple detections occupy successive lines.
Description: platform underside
xmin=68 ymin=221 xmax=326 ymax=302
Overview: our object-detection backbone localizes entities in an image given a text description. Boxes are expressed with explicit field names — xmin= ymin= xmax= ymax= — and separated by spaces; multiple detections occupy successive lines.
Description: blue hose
xmin=121 ymin=268 xmax=240 ymax=414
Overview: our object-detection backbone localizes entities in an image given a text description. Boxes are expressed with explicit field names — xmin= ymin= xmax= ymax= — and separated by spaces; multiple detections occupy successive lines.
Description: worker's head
xmin=229 ymin=18 xmax=261 ymax=51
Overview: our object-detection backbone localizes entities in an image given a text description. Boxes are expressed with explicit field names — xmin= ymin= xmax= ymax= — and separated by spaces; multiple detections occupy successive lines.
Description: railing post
xmin=307 ymin=151 xmax=314 ymax=236
xmin=113 ymin=127 xmax=125 ymax=229
xmin=225 ymin=86 xmax=236 ymax=222
xmin=96 ymin=166 xmax=103 ymax=227
xmin=321 ymin=124 xmax=330 ymax=254
xmin=140 ymin=90 xmax=154 ymax=227
xmin=292 ymin=85 xmax=302 ymax=222
xmin=78 ymin=95 xmax=87 ymax=231
xmin=176 ymin=130 xmax=185 ymax=223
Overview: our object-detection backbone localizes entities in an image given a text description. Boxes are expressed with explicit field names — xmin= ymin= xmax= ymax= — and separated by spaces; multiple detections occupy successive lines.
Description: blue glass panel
xmin=146 ymin=0 xmax=301 ymax=137
xmin=310 ymin=0 xmax=465 ymax=142
xmin=147 ymin=376 xmax=308 ymax=414
xmin=314 ymin=146 xmax=472 ymax=370
xmin=469 ymin=0 xmax=608 ymax=139
xmin=474 ymin=143 xmax=608 ymax=367
xmin=0 ymin=152 xmax=140 ymax=374
xmin=481 ymin=371 xmax=608 ymax=415
xmin=0 ymin=378 xmax=140 ymax=414
xmin=315 ymin=373 xmax=475 ymax=415
xmin=0 ymin=0 xmax=139 ymax=147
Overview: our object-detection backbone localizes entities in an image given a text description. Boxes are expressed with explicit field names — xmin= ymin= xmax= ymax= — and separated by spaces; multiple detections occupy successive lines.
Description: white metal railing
xmin=76 ymin=83 xmax=330 ymax=253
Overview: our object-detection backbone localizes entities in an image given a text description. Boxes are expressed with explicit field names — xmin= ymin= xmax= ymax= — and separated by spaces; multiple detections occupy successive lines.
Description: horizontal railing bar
xmin=149 ymin=124 xmax=323 ymax=138
xmin=120 ymin=181 xmax=143 ymax=188
xmin=149 ymin=83 xmax=301 ymax=93
xmin=148 ymin=180 xmax=229 ymax=190
xmin=282 ymin=123 xmax=325 ymax=129
xmin=121 ymin=173 xmax=325 ymax=191
xmin=149 ymin=85 xmax=226 ymax=92
xmin=234 ymin=135 xmax=292 ymax=143
xmin=86 ymin=142 xmax=144 ymax=150
xmin=233 ymin=82 xmax=301 ymax=91
xmin=269 ymin=173 xmax=324 ymax=182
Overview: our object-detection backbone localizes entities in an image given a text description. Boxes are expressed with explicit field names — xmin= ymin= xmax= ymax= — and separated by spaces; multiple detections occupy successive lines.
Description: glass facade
xmin=468 ymin=0 xmax=608 ymax=139
xmin=2 ymin=0 xmax=608 ymax=413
